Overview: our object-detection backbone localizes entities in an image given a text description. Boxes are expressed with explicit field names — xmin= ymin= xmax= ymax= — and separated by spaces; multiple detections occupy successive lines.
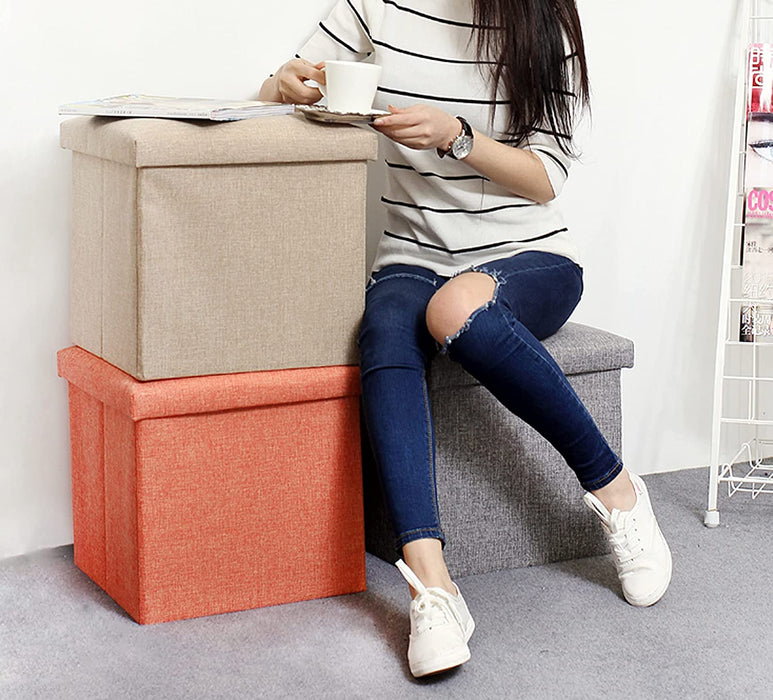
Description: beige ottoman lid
xmin=60 ymin=113 xmax=379 ymax=167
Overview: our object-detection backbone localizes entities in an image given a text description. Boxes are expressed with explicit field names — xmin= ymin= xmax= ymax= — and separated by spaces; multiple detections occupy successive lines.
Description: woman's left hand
xmin=372 ymin=104 xmax=461 ymax=151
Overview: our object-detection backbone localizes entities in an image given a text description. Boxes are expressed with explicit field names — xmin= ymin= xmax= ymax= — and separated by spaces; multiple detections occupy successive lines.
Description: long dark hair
xmin=472 ymin=0 xmax=589 ymax=156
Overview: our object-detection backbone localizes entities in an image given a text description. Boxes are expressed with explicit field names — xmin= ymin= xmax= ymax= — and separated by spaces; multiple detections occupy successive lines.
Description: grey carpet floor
xmin=1 ymin=467 xmax=772 ymax=699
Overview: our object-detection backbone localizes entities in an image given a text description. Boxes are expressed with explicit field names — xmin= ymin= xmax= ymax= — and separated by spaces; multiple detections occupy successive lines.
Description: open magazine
xmin=59 ymin=94 xmax=295 ymax=121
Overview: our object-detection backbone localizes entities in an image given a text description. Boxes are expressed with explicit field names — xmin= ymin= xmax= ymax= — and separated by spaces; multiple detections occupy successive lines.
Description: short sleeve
xmin=521 ymin=54 xmax=584 ymax=198
xmin=522 ymin=132 xmax=572 ymax=198
xmin=297 ymin=0 xmax=383 ymax=64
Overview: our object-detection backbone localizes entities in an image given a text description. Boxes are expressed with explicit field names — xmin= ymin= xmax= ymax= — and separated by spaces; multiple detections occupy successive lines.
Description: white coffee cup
xmin=319 ymin=61 xmax=382 ymax=114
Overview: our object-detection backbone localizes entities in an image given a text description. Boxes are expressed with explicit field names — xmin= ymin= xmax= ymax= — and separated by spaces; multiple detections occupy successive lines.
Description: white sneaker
xmin=583 ymin=472 xmax=672 ymax=607
xmin=395 ymin=559 xmax=475 ymax=677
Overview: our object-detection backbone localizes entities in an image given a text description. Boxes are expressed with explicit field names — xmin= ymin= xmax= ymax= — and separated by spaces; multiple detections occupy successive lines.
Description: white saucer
xmin=296 ymin=104 xmax=389 ymax=124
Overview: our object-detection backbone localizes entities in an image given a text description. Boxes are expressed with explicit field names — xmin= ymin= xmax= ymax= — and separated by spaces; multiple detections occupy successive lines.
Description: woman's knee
xmin=361 ymin=285 xmax=424 ymax=345
xmin=425 ymin=272 xmax=497 ymax=344
xmin=359 ymin=284 xmax=436 ymax=371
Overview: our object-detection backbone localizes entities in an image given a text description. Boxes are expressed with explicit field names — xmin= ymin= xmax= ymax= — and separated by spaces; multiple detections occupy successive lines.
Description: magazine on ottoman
xmin=59 ymin=94 xmax=295 ymax=121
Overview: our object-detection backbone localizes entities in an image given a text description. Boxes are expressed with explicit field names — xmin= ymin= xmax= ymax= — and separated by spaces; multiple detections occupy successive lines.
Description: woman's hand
xmin=374 ymin=103 xmax=555 ymax=202
xmin=372 ymin=105 xmax=461 ymax=151
xmin=259 ymin=58 xmax=326 ymax=104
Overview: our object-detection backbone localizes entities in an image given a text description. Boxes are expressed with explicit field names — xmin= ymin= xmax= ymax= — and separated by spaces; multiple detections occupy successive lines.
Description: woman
xmin=260 ymin=0 xmax=671 ymax=678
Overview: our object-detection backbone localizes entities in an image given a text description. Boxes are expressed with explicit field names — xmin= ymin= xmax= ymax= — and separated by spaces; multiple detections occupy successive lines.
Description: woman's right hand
xmin=259 ymin=58 xmax=326 ymax=104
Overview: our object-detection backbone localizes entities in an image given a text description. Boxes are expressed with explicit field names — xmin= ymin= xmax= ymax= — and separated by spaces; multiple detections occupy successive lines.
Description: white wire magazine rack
xmin=706 ymin=0 xmax=773 ymax=526
xmin=719 ymin=440 xmax=773 ymax=498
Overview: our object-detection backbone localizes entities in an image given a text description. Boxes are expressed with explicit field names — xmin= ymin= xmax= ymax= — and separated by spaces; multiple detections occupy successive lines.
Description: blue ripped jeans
xmin=358 ymin=252 xmax=623 ymax=549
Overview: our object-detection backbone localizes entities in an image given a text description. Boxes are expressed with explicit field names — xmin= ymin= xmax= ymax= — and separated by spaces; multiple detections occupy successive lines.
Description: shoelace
xmin=396 ymin=559 xmax=464 ymax=634
xmin=607 ymin=511 xmax=646 ymax=572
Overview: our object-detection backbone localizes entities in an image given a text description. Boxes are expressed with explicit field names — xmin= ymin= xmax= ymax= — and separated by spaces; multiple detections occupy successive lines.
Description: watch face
xmin=452 ymin=133 xmax=474 ymax=159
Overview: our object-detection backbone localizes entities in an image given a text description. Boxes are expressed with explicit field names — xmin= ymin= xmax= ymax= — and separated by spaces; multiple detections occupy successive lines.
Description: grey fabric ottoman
xmin=362 ymin=322 xmax=635 ymax=577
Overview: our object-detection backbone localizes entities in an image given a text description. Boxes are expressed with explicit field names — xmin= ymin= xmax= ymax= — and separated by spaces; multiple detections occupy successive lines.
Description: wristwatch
xmin=437 ymin=116 xmax=474 ymax=160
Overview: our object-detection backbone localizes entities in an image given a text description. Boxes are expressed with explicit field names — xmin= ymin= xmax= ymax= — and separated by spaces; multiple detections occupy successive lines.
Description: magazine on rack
xmin=742 ymin=44 xmax=773 ymax=340
xmin=739 ymin=197 xmax=773 ymax=341
xmin=747 ymin=43 xmax=773 ymax=114
xmin=59 ymin=94 xmax=295 ymax=121
xmin=740 ymin=303 xmax=773 ymax=342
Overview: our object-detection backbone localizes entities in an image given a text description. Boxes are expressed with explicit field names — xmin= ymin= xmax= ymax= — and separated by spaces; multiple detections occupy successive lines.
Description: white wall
xmin=568 ymin=0 xmax=740 ymax=474
xmin=0 ymin=0 xmax=739 ymax=559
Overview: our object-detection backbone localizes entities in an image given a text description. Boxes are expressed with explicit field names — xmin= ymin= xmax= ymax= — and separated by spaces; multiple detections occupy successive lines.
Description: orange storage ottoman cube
xmin=60 ymin=115 xmax=378 ymax=380
xmin=58 ymin=346 xmax=365 ymax=624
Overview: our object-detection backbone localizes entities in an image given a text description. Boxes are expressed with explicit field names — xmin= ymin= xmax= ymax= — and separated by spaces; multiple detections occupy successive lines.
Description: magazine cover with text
xmin=741 ymin=45 xmax=773 ymax=339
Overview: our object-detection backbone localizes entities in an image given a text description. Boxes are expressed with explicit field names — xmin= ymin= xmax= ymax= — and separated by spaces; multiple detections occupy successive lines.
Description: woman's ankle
xmin=402 ymin=538 xmax=456 ymax=597
xmin=591 ymin=468 xmax=637 ymax=512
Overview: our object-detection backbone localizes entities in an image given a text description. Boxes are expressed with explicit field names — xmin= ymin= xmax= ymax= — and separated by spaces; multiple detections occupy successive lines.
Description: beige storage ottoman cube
xmin=61 ymin=115 xmax=378 ymax=380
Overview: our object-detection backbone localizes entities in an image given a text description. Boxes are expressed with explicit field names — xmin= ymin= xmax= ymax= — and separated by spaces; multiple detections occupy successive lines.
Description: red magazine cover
xmin=748 ymin=43 xmax=773 ymax=114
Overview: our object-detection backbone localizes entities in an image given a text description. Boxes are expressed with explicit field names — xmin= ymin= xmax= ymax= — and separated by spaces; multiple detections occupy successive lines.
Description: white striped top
xmin=298 ymin=0 xmax=582 ymax=276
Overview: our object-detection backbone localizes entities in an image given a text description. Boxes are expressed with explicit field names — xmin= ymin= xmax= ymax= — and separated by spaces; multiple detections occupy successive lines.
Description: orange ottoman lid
xmin=57 ymin=346 xmax=361 ymax=419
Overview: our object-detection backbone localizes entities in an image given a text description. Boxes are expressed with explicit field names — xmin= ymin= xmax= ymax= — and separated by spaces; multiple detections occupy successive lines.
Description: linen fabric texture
xmin=61 ymin=115 xmax=378 ymax=380
xmin=58 ymin=346 xmax=366 ymax=624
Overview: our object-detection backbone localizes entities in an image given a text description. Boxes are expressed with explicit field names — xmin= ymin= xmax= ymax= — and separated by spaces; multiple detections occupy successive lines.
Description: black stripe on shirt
xmin=346 ymin=0 xmax=372 ymax=38
xmin=381 ymin=196 xmax=532 ymax=214
xmin=529 ymin=148 xmax=569 ymax=178
xmin=378 ymin=85 xmax=508 ymax=105
xmin=383 ymin=227 xmax=568 ymax=254
xmin=373 ymin=39 xmax=496 ymax=65
xmin=320 ymin=4 xmax=488 ymax=66
xmin=386 ymin=160 xmax=487 ymax=181
xmin=319 ymin=22 xmax=362 ymax=55
xmin=382 ymin=0 xmax=484 ymax=28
